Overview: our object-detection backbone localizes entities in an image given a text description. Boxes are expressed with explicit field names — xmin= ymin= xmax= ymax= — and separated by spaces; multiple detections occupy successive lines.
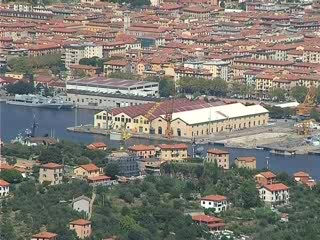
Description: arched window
xmin=158 ymin=126 xmax=162 ymax=135
xmin=177 ymin=128 xmax=181 ymax=137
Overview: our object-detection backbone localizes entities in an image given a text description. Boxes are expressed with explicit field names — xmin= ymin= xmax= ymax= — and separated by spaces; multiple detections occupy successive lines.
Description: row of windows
xmin=191 ymin=119 xmax=266 ymax=136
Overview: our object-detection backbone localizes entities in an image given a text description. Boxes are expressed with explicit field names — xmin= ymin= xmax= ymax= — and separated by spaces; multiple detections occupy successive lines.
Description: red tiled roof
xmin=158 ymin=144 xmax=188 ymax=150
xmin=259 ymin=171 xmax=277 ymax=179
xmin=0 ymin=164 xmax=14 ymax=170
xmin=192 ymin=214 xmax=222 ymax=223
xmin=207 ymin=148 xmax=229 ymax=155
xmin=0 ymin=179 xmax=10 ymax=187
xmin=128 ymin=144 xmax=155 ymax=151
xmin=262 ymin=183 xmax=289 ymax=192
xmin=111 ymin=99 xmax=222 ymax=120
xmin=70 ymin=219 xmax=91 ymax=225
xmin=87 ymin=142 xmax=107 ymax=149
xmin=80 ymin=163 xmax=99 ymax=172
xmin=41 ymin=163 xmax=63 ymax=169
xmin=234 ymin=58 xmax=293 ymax=66
xmin=87 ymin=175 xmax=111 ymax=182
xmin=32 ymin=231 xmax=58 ymax=238
xmin=293 ymin=171 xmax=310 ymax=177
xmin=207 ymin=222 xmax=225 ymax=228
xmin=70 ymin=64 xmax=99 ymax=70
xmin=201 ymin=195 xmax=227 ymax=202
xmin=236 ymin=157 xmax=256 ymax=162
xmin=104 ymin=60 xmax=128 ymax=66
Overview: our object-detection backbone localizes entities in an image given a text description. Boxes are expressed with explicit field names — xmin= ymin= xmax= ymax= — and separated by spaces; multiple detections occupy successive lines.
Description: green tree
xmin=291 ymin=86 xmax=308 ymax=103
xmin=105 ymin=162 xmax=120 ymax=179
xmin=238 ymin=180 xmax=261 ymax=209
xmin=310 ymin=108 xmax=320 ymax=122
xmin=266 ymin=106 xmax=294 ymax=119
xmin=38 ymin=147 xmax=62 ymax=164
xmin=79 ymin=57 xmax=104 ymax=71
xmin=269 ymin=88 xmax=286 ymax=102
xmin=0 ymin=169 xmax=23 ymax=184
xmin=159 ymin=78 xmax=175 ymax=97
xmin=7 ymin=56 xmax=32 ymax=74
xmin=5 ymin=81 xmax=35 ymax=95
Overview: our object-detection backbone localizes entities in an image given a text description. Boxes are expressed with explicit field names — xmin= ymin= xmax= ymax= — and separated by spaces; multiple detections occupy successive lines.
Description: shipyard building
xmin=94 ymin=99 xmax=269 ymax=138
xmin=66 ymin=76 xmax=159 ymax=108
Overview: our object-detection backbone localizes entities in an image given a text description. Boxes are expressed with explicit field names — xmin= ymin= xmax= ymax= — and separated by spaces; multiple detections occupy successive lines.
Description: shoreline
xmin=67 ymin=125 xmax=320 ymax=155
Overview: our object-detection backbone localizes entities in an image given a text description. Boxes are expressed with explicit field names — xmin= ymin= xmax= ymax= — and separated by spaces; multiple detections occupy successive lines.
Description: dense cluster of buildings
xmin=1 ymin=0 xmax=320 ymax=107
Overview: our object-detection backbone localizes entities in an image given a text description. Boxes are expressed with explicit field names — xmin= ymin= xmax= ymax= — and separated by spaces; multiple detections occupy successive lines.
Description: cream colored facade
xmin=74 ymin=165 xmax=101 ymax=178
xmin=39 ymin=163 xmax=63 ymax=186
xmin=157 ymin=145 xmax=188 ymax=161
xmin=69 ymin=220 xmax=92 ymax=239
xmin=206 ymin=149 xmax=230 ymax=170
xmin=94 ymin=103 xmax=269 ymax=139
xmin=235 ymin=157 xmax=256 ymax=169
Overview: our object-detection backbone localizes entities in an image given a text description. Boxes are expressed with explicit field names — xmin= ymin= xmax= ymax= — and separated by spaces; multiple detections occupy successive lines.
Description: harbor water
xmin=0 ymin=102 xmax=319 ymax=179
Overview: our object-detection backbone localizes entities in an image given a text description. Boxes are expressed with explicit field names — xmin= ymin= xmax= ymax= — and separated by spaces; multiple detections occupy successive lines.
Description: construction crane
xmin=119 ymin=122 xmax=132 ymax=150
xmin=144 ymin=102 xmax=162 ymax=120
xmin=164 ymin=97 xmax=174 ymax=138
xmin=296 ymin=85 xmax=317 ymax=116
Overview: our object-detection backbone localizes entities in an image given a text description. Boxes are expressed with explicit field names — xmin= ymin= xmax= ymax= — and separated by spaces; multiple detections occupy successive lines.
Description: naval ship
xmin=6 ymin=94 xmax=74 ymax=109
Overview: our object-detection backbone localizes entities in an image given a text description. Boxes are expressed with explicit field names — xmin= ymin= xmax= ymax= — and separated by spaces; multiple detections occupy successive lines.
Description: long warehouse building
xmin=94 ymin=99 xmax=269 ymax=138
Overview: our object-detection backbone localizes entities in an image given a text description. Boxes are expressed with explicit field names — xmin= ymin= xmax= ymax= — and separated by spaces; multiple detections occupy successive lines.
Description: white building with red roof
xmin=259 ymin=183 xmax=289 ymax=206
xmin=0 ymin=179 xmax=10 ymax=197
xmin=200 ymin=194 xmax=228 ymax=213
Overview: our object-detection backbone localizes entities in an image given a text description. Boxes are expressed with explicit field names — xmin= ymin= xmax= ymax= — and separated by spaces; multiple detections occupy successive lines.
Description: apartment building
xmin=259 ymin=183 xmax=289 ymax=207
xmin=235 ymin=156 xmax=256 ymax=169
xmin=62 ymin=42 xmax=103 ymax=69
xmin=200 ymin=195 xmax=228 ymax=213
xmin=128 ymin=144 xmax=156 ymax=159
xmin=156 ymin=144 xmax=188 ymax=161
xmin=39 ymin=163 xmax=64 ymax=186
xmin=104 ymin=60 xmax=130 ymax=76
xmin=255 ymin=171 xmax=277 ymax=186
xmin=203 ymin=60 xmax=230 ymax=81
xmin=69 ymin=219 xmax=92 ymax=239
xmin=206 ymin=148 xmax=230 ymax=170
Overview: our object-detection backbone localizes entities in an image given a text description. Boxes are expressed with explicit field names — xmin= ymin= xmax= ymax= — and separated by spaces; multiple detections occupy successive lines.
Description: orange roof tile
xmin=158 ymin=144 xmax=188 ymax=150
xmin=128 ymin=144 xmax=155 ymax=151
xmin=294 ymin=171 xmax=310 ymax=177
xmin=201 ymin=195 xmax=227 ymax=202
xmin=70 ymin=219 xmax=91 ymax=226
xmin=192 ymin=214 xmax=222 ymax=223
xmin=262 ymin=183 xmax=289 ymax=192
xmin=32 ymin=231 xmax=58 ymax=238
xmin=0 ymin=179 xmax=10 ymax=187
xmin=87 ymin=175 xmax=111 ymax=182
xmin=41 ymin=163 xmax=63 ymax=169
xmin=236 ymin=157 xmax=256 ymax=162
xmin=207 ymin=148 xmax=229 ymax=155
xmin=80 ymin=163 xmax=99 ymax=172
xmin=259 ymin=171 xmax=277 ymax=179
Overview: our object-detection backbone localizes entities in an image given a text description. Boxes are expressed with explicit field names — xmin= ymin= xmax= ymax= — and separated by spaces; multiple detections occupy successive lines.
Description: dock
xmin=308 ymin=150 xmax=320 ymax=155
